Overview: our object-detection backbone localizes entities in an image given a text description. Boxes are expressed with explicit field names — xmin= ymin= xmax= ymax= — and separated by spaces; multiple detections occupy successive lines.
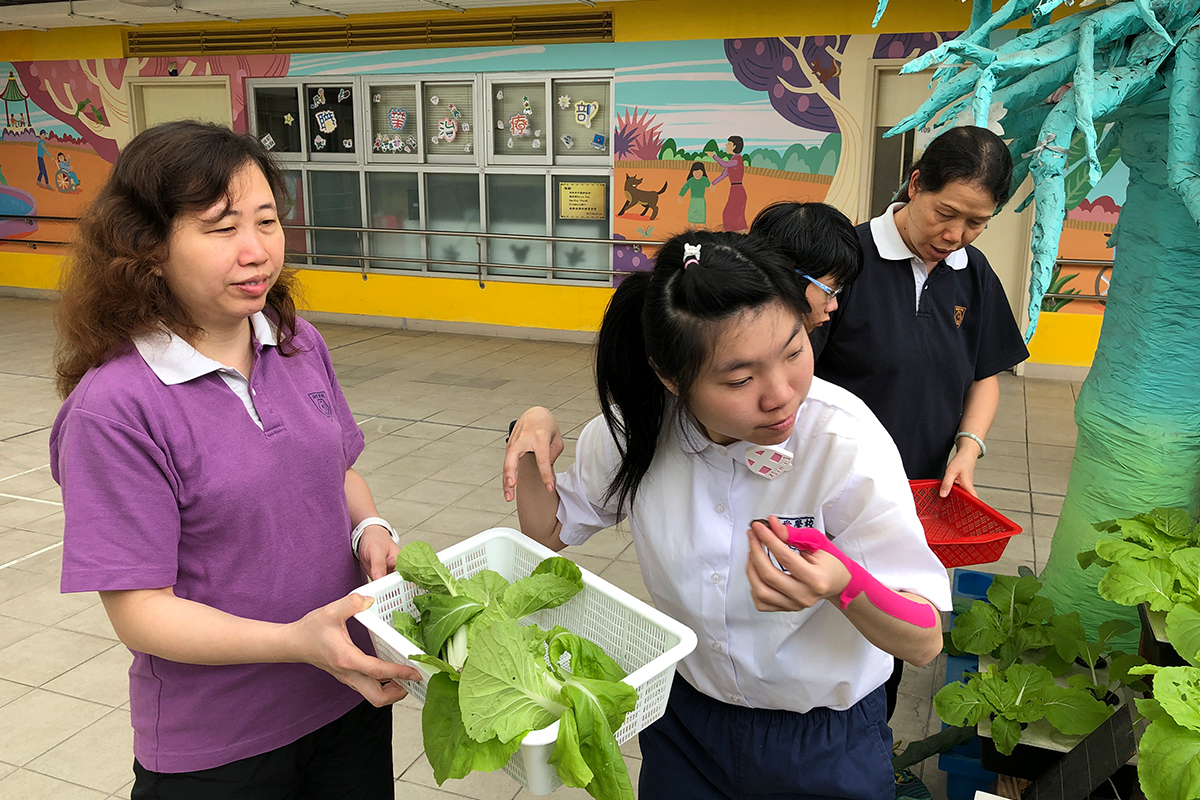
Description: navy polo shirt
xmin=810 ymin=213 xmax=1028 ymax=480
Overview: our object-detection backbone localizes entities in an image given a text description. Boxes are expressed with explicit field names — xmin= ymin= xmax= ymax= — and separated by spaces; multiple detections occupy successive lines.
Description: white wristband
xmin=955 ymin=431 xmax=987 ymax=459
xmin=351 ymin=516 xmax=399 ymax=558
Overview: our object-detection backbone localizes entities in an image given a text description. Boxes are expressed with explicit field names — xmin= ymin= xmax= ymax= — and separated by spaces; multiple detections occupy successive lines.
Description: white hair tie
xmin=682 ymin=243 xmax=702 ymax=269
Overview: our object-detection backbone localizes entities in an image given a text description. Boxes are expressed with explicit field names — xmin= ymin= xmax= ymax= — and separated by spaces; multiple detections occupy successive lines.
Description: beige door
xmin=864 ymin=65 xmax=1033 ymax=325
xmin=129 ymin=77 xmax=233 ymax=135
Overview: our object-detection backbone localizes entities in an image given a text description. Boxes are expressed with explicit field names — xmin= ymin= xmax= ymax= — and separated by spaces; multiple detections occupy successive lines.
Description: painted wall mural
xmin=1 ymin=33 xmax=1124 ymax=307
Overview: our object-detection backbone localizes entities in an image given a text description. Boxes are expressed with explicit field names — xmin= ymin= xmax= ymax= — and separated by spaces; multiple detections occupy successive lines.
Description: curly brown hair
xmin=55 ymin=120 xmax=303 ymax=399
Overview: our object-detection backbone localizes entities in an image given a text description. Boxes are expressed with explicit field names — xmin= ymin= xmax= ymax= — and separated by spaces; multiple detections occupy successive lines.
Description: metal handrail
xmin=0 ymin=214 xmax=662 ymax=286
xmin=0 ymin=213 xmax=667 ymax=246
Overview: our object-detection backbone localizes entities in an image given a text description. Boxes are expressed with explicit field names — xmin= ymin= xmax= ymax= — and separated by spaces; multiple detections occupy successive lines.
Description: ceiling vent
xmin=125 ymin=10 xmax=613 ymax=55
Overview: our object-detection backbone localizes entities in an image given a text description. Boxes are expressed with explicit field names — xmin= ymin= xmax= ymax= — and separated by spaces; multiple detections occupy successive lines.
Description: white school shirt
xmin=872 ymin=202 xmax=968 ymax=313
xmin=554 ymin=378 xmax=952 ymax=713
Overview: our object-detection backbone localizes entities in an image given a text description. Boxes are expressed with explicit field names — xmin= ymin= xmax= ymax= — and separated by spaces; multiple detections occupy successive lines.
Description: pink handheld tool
xmin=780 ymin=524 xmax=938 ymax=629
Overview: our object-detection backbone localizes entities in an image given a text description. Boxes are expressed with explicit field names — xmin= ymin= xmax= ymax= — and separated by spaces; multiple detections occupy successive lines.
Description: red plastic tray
xmin=909 ymin=480 xmax=1023 ymax=568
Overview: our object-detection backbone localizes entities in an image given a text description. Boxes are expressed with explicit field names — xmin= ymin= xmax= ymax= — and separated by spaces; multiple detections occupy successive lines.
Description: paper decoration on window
xmin=437 ymin=117 xmax=458 ymax=142
xmin=431 ymin=136 xmax=440 ymax=145
xmin=532 ymin=139 xmax=541 ymax=149
xmin=461 ymin=122 xmax=470 ymax=132
xmin=464 ymin=143 xmax=471 ymax=152
xmin=448 ymin=103 xmax=461 ymax=119
xmin=522 ymin=96 xmax=532 ymax=116
xmin=342 ymin=138 xmax=353 ymax=149
xmin=574 ymin=101 xmax=599 ymax=128
xmin=496 ymin=90 xmax=504 ymax=100
xmin=337 ymin=88 xmax=351 ymax=102
xmin=407 ymin=135 xmax=417 ymax=149
xmin=260 ymin=133 xmax=276 ymax=150
xmin=557 ymin=95 xmax=571 ymax=110
xmin=313 ymin=135 xmax=326 ymax=150
xmin=372 ymin=93 xmax=382 ymax=103
xmin=497 ymin=120 xmax=504 ymax=130
xmin=314 ymin=109 xmax=338 ymax=134
xmin=509 ymin=114 xmax=530 ymax=137
xmin=374 ymin=133 xmax=409 ymax=153
xmin=507 ymin=137 xmax=514 ymax=148
xmin=591 ymin=133 xmax=606 ymax=150
xmin=283 ymin=113 xmax=294 ymax=126
xmin=388 ymin=108 xmax=407 ymax=130
xmin=561 ymin=134 xmax=573 ymax=149
xmin=310 ymin=88 xmax=325 ymax=108
xmin=429 ymin=95 xmax=439 ymax=105
xmin=534 ymin=129 xmax=541 ymax=137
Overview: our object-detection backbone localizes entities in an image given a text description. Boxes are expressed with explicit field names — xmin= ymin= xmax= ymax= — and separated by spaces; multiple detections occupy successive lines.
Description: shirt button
xmin=712 ymin=642 xmax=723 ymax=653
xmin=730 ymin=694 xmax=742 ymax=703
xmin=715 ymin=503 xmax=725 ymax=514
xmin=711 ymin=573 xmax=721 ymax=584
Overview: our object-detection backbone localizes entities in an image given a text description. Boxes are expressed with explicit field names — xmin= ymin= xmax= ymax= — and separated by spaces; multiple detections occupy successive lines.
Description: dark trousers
xmin=638 ymin=674 xmax=894 ymax=800
xmin=131 ymin=700 xmax=393 ymax=800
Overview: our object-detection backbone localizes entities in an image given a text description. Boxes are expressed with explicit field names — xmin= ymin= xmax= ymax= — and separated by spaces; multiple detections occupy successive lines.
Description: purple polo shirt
xmin=51 ymin=315 xmax=369 ymax=773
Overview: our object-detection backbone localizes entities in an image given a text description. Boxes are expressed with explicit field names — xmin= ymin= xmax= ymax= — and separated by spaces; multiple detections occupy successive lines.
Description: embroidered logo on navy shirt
xmin=954 ymin=305 xmax=967 ymax=328
xmin=308 ymin=391 xmax=333 ymax=419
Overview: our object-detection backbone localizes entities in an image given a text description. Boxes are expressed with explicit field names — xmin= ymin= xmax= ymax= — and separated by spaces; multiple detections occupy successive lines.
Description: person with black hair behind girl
xmin=807 ymin=126 xmax=1029 ymax=721
xmin=501 ymin=230 xmax=951 ymax=800
xmin=751 ymin=201 xmax=864 ymax=332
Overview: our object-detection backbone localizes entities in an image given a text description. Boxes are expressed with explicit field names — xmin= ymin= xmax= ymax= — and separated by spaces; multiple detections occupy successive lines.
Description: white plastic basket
xmin=353 ymin=527 xmax=697 ymax=795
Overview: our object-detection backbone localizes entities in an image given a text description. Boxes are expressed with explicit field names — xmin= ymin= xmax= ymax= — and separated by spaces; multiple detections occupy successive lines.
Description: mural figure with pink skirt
xmin=706 ymin=135 xmax=747 ymax=232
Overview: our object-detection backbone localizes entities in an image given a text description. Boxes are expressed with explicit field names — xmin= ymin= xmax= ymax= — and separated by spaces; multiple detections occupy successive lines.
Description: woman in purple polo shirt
xmin=50 ymin=121 xmax=417 ymax=799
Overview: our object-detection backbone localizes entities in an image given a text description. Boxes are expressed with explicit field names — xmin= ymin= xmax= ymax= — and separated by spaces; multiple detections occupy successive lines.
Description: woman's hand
xmin=290 ymin=593 xmax=422 ymax=707
xmin=745 ymin=516 xmax=850 ymax=612
xmin=357 ymin=526 xmax=400 ymax=582
xmin=502 ymin=406 xmax=564 ymax=502
xmin=941 ymin=445 xmax=980 ymax=498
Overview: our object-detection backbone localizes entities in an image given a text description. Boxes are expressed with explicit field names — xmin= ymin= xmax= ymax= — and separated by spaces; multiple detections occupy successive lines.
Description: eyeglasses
xmin=799 ymin=273 xmax=841 ymax=300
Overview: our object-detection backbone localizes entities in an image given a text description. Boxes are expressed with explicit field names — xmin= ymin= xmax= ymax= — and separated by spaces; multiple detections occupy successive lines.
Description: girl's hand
xmin=745 ymin=516 xmax=850 ymax=612
xmin=290 ymin=593 xmax=421 ymax=707
xmin=502 ymin=406 xmax=564 ymax=502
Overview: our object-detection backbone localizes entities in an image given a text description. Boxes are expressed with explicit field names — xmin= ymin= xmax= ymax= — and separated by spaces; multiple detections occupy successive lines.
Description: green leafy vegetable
xmin=422 ymin=671 xmax=522 ymax=784
xmin=931 ymin=662 xmax=1114 ymax=756
xmin=391 ymin=543 xmax=635 ymax=797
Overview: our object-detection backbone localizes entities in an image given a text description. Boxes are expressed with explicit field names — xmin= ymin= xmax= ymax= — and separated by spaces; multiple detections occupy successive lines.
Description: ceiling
xmin=0 ymin=0 xmax=613 ymax=30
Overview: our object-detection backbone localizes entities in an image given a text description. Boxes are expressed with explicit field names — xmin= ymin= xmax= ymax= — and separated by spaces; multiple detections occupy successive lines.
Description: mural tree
xmin=14 ymin=55 xmax=289 ymax=163
xmin=876 ymin=0 xmax=1200 ymax=645
xmin=726 ymin=35 xmax=874 ymax=214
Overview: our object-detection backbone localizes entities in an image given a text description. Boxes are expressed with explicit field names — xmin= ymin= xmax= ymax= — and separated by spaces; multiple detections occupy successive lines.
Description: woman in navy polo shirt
xmin=809 ymin=125 xmax=1029 ymax=718
xmin=50 ymin=121 xmax=417 ymax=799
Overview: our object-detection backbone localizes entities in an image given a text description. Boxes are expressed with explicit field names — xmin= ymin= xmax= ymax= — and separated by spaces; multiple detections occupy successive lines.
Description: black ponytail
xmin=596 ymin=230 xmax=807 ymax=512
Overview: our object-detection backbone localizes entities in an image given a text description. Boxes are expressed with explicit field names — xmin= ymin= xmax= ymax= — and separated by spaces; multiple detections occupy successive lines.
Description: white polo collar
xmin=674 ymin=405 xmax=796 ymax=474
xmin=871 ymin=202 xmax=968 ymax=270
xmin=134 ymin=312 xmax=278 ymax=386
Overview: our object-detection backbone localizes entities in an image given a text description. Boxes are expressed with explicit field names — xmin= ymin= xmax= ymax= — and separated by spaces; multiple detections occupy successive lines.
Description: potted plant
xmin=1127 ymin=665 xmax=1200 ymax=800
xmin=1079 ymin=507 xmax=1200 ymax=667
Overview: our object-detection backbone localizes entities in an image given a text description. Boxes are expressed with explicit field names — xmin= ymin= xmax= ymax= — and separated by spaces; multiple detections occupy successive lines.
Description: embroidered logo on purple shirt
xmin=308 ymin=391 xmax=333 ymax=419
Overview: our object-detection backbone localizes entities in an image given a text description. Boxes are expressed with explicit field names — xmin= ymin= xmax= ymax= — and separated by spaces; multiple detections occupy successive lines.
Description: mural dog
xmin=618 ymin=174 xmax=669 ymax=219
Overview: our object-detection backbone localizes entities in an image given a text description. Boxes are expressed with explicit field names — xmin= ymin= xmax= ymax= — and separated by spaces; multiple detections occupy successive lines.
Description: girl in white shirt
xmin=502 ymin=230 xmax=950 ymax=800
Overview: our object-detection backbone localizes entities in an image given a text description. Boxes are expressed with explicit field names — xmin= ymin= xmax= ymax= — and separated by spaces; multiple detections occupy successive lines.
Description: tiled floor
xmin=0 ymin=295 xmax=1081 ymax=799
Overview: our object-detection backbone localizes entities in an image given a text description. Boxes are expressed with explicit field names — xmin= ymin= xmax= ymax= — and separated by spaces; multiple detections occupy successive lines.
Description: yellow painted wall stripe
xmin=1026 ymin=312 xmax=1103 ymax=368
